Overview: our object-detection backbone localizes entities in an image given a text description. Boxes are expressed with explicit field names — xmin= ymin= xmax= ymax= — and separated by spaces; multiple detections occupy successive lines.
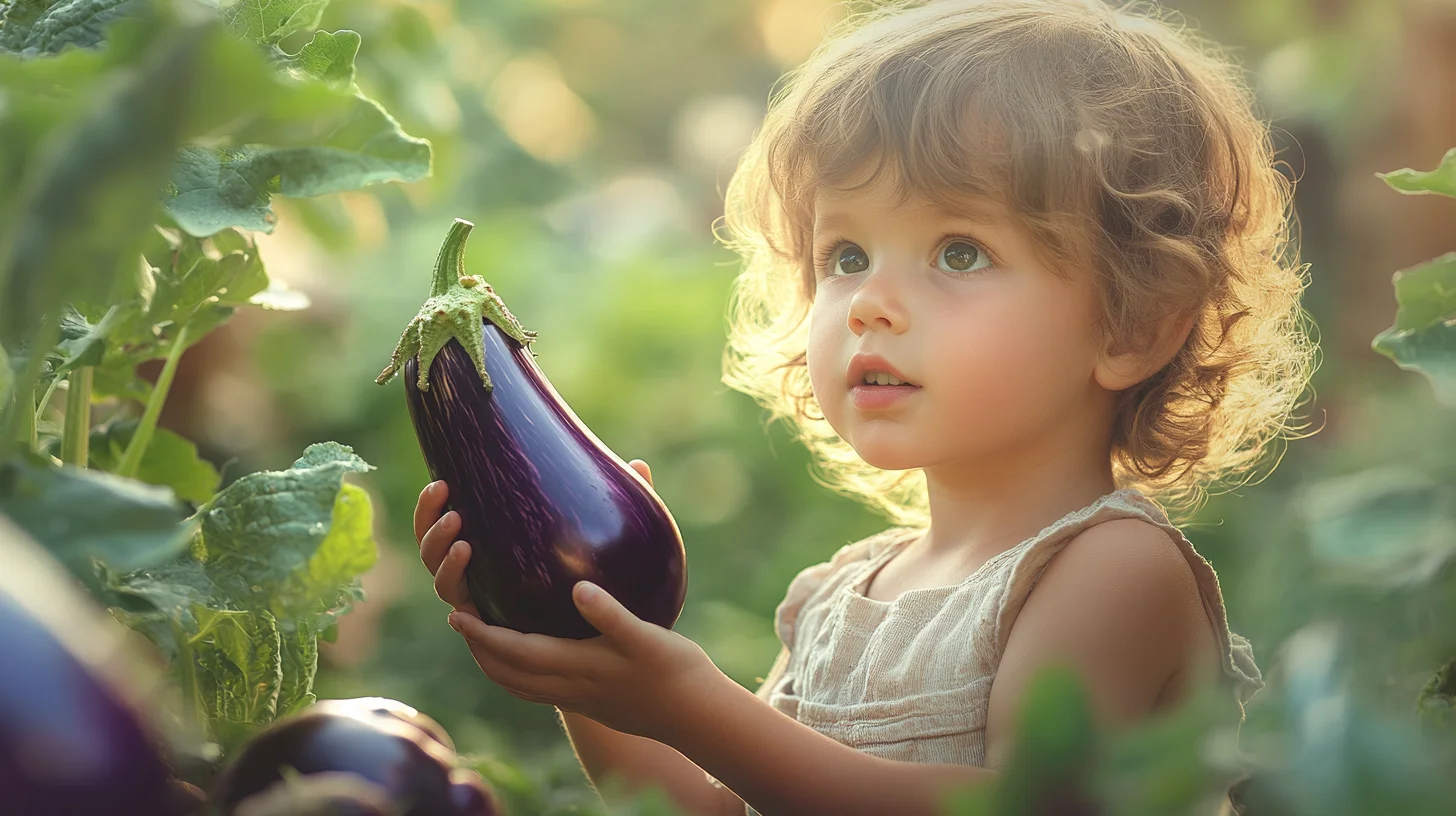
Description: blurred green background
xmin=135 ymin=0 xmax=1456 ymax=807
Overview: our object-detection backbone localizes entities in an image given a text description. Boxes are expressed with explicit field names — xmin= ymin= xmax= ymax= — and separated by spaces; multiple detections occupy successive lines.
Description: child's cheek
xmin=925 ymin=297 xmax=1096 ymax=457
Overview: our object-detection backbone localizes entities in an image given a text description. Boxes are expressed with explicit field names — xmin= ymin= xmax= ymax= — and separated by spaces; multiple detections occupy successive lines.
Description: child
xmin=414 ymin=0 xmax=1317 ymax=813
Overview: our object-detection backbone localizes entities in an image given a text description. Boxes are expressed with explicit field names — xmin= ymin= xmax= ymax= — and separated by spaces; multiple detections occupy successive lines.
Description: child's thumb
xmin=573 ymin=581 xmax=642 ymax=643
xmin=628 ymin=459 xmax=653 ymax=486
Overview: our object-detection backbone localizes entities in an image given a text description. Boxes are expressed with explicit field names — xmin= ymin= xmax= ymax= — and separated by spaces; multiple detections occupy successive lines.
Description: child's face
xmin=805 ymin=172 xmax=1111 ymax=475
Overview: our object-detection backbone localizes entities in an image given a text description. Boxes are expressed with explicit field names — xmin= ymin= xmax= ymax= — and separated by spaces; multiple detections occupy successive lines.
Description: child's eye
xmin=817 ymin=242 xmax=869 ymax=277
xmin=937 ymin=240 xmax=992 ymax=274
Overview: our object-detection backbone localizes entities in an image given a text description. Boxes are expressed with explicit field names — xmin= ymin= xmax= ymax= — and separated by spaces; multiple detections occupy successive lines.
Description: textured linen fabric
xmin=707 ymin=487 xmax=1264 ymax=814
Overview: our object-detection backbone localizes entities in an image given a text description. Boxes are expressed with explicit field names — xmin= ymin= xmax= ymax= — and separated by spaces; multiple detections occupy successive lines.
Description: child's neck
xmin=919 ymin=444 xmax=1116 ymax=561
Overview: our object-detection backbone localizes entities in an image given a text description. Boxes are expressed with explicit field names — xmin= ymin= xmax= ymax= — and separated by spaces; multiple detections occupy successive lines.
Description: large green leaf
xmin=0 ymin=10 xmax=293 ymax=349
xmin=96 ymin=441 xmax=376 ymax=746
xmin=0 ymin=451 xmax=191 ymax=578
xmin=282 ymin=28 xmax=358 ymax=88
xmin=199 ymin=442 xmax=376 ymax=615
xmin=217 ymin=0 xmax=329 ymax=46
xmin=1372 ymin=253 xmax=1456 ymax=406
xmin=277 ymin=619 xmax=320 ymax=716
xmin=0 ymin=19 xmax=204 ymax=347
xmin=190 ymin=603 xmax=284 ymax=752
xmin=1298 ymin=467 xmax=1456 ymax=586
xmin=0 ymin=0 xmax=136 ymax=56
xmin=1379 ymin=147 xmax=1456 ymax=199
xmin=86 ymin=418 xmax=222 ymax=505
xmin=943 ymin=666 xmax=1098 ymax=815
xmin=162 ymin=83 xmax=432 ymax=236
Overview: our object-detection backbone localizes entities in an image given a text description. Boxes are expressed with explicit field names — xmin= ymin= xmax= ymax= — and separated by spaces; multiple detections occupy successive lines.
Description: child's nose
xmin=847 ymin=269 xmax=910 ymax=335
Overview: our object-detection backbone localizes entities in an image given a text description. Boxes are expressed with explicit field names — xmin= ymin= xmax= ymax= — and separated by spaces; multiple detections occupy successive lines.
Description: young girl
xmin=414 ymin=0 xmax=1317 ymax=813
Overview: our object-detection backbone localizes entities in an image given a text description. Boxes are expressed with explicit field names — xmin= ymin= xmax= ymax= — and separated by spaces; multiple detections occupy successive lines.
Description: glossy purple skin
xmin=212 ymin=712 xmax=492 ymax=816
xmin=0 ymin=593 xmax=181 ymax=816
xmin=403 ymin=321 xmax=688 ymax=639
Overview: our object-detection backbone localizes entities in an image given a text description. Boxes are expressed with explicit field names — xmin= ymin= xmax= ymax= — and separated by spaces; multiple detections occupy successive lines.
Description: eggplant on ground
xmin=210 ymin=700 xmax=498 ymax=816
xmin=377 ymin=219 xmax=688 ymax=639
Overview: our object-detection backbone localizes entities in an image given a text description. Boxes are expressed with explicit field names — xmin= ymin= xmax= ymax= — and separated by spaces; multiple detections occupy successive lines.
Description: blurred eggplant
xmin=376 ymin=218 xmax=688 ymax=639
xmin=211 ymin=700 xmax=498 ymax=816
xmin=309 ymin=696 xmax=455 ymax=752
xmin=0 ymin=515 xmax=181 ymax=816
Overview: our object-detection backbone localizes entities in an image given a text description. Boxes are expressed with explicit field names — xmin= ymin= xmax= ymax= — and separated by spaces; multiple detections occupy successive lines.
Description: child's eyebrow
xmin=813 ymin=211 xmax=859 ymax=235
xmin=813 ymin=200 xmax=1012 ymax=236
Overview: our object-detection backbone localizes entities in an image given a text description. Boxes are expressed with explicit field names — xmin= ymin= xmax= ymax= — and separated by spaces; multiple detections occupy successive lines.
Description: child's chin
xmin=853 ymin=445 xmax=923 ymax=472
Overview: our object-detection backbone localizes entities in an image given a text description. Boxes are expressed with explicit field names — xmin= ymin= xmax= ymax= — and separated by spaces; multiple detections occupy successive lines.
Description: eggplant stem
xmin=430 ymin=218 xmax=474 ymax=298
xmin=376 ymin=217 xmax=539 ymax=392
xmin=117 ymin=322 xmax=190 ymax=479
xmin=60 ymin=367 xmax=93 ymax=467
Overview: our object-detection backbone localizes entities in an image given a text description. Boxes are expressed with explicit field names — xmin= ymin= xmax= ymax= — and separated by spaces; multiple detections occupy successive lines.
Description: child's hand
xmin=414 ymin=462 xmax=723 ymax=743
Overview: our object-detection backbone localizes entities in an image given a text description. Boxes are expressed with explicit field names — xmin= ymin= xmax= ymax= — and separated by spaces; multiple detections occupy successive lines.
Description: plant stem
xmin=429 ymin=218 xmax=474 ymax=297
xmin=117 ymin=322 xmax=190 ymax=478
xmin=175 ymin=618 xmax=210 ymax=742
xmin=17 ymin=385 xmax=36 ymax=453
xmin=33 ymin=374 xmax=62 ymax=429
xmin=60 ymin=367 xmax=92 ymax=467
xmin=0 ymin=311 xmax=60 ymax=460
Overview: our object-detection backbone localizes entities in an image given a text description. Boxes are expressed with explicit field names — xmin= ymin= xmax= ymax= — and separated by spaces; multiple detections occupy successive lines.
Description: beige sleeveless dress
xmin=707 ymin=487 xmax=1264 ymax=813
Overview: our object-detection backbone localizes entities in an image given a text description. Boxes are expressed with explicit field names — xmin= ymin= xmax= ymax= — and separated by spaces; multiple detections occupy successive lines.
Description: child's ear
xmin=1094 ymin=312 xmax=1195 ymax=392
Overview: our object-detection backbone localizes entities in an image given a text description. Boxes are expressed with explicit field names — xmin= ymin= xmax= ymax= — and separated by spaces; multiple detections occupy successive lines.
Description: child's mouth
xmin=849 ymin=383 xmax=921 ymax=410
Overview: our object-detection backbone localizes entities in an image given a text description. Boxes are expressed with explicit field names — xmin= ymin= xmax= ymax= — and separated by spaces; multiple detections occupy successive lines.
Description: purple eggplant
xmin=210 ymin=702 xmax=498 ymax=816
xmin=0 ymin=517 xmax=182 ymax=816
xmin=376 ymin=218 xmax=687 ymax=639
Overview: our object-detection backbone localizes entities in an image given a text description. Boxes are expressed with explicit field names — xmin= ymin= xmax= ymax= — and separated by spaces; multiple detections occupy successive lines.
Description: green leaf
xmin=1379 ymin=147 xmax=1456 ymax=199
xmin=0 ymin=18 xmax=206 ymax=347
xmin=162 ymin=146 xmax=280 ymax=235
xmin=96 ymin=442 xmax=374 ymax=744
xmin=0 ymin=0 xmax=136 ymax=57
xmin=0 ymin=343 xmax=12 ymax=410
xmin=217 ymin=0 xmax=329 ymax=46
xmin=162 ymin=94 xmax=432 ymax=236
xmin=291 ymin=481 xmax=377 ymax=623
xmin=198 ymin=442 xmax=376 ymax=613
xmin=283 ymin=29 xmax=358 ymax=88
xmin=277 ymin=619 xmax=320 ymax=716
xmin=1373 ymin=320 xmax=1456 ymax=407
xmin=1419 ymin=658 xmax=1456 ymax=736
xmin=190 ymin=603 xmax=283 ymax=751
xmin=42 ymin=229 xmax=271 ymax=402
xmin=1298 ymin=467 xmax=1456 ymax=586
xmin=87 ymin=418 xmax=221 ymax=505
xmin=1383 ymin=253 xmax=1456 ymax=332
xmin=0 ymin=451 xmax=191 ymax=578
xmin=1372 ymin=253 xmax=1456 ymax=406
xmin=991 ymin=666 xmax=1098 ymax=816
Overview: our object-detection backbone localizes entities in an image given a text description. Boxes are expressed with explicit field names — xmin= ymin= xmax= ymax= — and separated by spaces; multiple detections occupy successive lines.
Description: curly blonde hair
xmin=718 ymin=0 xmax=1321 ymax=526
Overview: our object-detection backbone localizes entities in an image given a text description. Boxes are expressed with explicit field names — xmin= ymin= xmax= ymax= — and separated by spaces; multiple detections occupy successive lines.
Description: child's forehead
xmin=811 ymin=184 xmax=1017 ymax=229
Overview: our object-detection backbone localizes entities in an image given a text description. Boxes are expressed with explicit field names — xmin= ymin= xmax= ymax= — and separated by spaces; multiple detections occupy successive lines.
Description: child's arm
xmin=655 ymin=518 xmax=1210 ymax=815
xmin=556 ymin=709 xmax=743 ymax=814
xmin=981 ymin=518 xmax=1213 ymax=768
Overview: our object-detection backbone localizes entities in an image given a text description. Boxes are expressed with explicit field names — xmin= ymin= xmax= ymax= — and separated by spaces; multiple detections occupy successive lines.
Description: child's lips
xmin=849 ymin=383 xmax=921 ymax=410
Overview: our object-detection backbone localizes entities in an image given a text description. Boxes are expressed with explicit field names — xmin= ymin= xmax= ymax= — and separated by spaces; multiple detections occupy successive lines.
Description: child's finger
xmin=459 ymin=643 xmax=567 ymax=706
xmin=452 ymin=608 xmax=584 ymax=676
xmin=419 ymin=511 xmax=461 ymax=574
xmin=433 ymin=540 xmax=475 ymax=609
xmin=413 ymin=480 xmax=448 ymax=543
xmin=628 ymin=459 xmax=653 ymax=487
xmin=450 ymin=613 xmax=576 ymax=702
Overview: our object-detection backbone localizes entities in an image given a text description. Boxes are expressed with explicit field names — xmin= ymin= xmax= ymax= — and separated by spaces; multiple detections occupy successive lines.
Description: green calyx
xmin=375 ymin=218 xmax=537 ymax=392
